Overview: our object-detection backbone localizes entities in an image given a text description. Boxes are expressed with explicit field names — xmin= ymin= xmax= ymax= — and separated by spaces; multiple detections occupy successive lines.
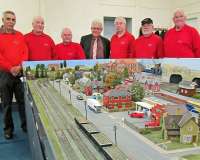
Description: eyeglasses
xmin=6 ymin=17 xmax=16 ymax=22
xmin=91 ymin=27 xmax=102 ymax=30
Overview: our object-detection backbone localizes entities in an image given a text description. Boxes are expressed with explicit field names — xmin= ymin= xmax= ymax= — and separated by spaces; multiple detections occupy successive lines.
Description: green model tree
xmin=105 ymin=72 xmax=121 ymax=88
xmin=123 ymin=67 xmax=129 ymax=79
xmin=130 ymin=82 xmax=145 ymax=101
xmin=63 ymin=60 xmax=67 ymax=68
xmin=68 ymin=74 xmax=76 ymax=86
xmin=75 ymin=65 xmax=80 ymax=71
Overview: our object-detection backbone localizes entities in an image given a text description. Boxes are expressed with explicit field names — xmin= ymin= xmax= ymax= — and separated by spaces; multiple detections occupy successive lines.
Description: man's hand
xmin=10 ymin=66 xmax=22 ymax=77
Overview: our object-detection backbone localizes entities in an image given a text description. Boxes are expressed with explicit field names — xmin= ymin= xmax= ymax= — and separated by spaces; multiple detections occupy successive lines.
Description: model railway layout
xmin=28 ymin=79 xmax=127 ymax=160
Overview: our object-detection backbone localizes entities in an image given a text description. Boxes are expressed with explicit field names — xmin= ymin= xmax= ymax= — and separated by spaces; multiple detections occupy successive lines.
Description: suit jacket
xmin=80 ymin=34 xmax=110 ymax=59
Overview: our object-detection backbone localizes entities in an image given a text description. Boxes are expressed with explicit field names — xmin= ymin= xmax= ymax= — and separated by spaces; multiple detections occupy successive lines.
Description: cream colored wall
xmin=42 ymin=0 xmax=173 ymax=43
xmin=173 ymin=0 xmax=200 ymax=31
xmin=0 ymin=0 xmax=41 ymax=34
xmin=1 ymin=0 xmax=198 ymax=43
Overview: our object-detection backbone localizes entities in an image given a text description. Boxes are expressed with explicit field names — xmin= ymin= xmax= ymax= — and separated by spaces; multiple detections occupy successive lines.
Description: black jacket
xmin=80 ymin=34 xmax=110 ymax=59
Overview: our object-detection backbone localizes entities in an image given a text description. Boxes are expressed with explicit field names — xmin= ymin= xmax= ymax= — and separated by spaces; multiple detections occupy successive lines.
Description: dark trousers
xmin=0 ymin=71 xmax=26 ymax=133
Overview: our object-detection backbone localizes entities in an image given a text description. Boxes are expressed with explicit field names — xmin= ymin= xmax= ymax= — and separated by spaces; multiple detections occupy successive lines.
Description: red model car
xmin=129 ymin=111 xmax=144 ymax=118
xmin=145 ymin=121 xmax=160 ymax=127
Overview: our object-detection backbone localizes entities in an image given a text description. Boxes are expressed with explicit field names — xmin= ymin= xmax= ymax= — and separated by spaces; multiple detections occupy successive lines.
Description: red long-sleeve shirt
xmin=164 ymin=25 xmax=200 ymax=58
xmin=0 ymin=30 xmax=28 ymax=72
xmin=54 ymin=42 xmax=86 ymax=60
xmin=110 ymin=31 xmax=135 ymax=58
xmin=134 ymin=34 xmax=163 ymax=58
xmin=25 ymin=32 xmax=55 ymax=60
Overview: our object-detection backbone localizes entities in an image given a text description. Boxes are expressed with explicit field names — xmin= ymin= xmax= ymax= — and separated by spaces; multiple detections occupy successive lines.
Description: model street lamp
xmin=84 ymin=100 xmax=88 ymax=120
xmin=69 ymin=89 xmax=72 ymax=102
xmin=113 ymin=125 xmax=117 ymax=145
xmin=58 ymin=80 xmax=61 ymax=95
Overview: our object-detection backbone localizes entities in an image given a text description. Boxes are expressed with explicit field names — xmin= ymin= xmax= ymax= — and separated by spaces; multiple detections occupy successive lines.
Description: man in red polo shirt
xmin=25 ymin=16 xmax=55 ymax=60
xmin=164 ymin=9 xmax=200 ymax=57
xmin=0 ymin=11 xmax=28 ymax=139
xmin=134 ymin=18 xmax=163 ymax=58
xmin=54 ymin=27 xmax=85 ymax=60
xmin=110 ymin=17 xmax=135 ymax=58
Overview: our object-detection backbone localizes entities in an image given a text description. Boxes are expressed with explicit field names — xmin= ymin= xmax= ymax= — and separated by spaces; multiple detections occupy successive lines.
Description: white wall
xmin=42 ymin=0 xmax=173 ymax=43
xmin=173 ymin=0 xmax=200 ymax=31
xmin=1 ymin=0 xmax=198 ymax=43
xmin=0 ymin=0 xmax=40 ymax=34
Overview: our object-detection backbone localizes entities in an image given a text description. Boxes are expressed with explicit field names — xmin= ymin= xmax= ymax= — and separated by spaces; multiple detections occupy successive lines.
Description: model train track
xmin=30 ymin=79 xmax=103 ymax=160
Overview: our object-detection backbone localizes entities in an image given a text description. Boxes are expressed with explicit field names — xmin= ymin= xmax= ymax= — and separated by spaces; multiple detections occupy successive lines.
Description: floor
xmin=0 ymin=104 xmax=31 ymax=160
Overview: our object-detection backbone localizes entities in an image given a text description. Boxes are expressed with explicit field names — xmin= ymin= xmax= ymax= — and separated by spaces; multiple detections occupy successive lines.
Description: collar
xmin=174 ymin=24 xmax=186 ymax=32
xmin=0 ymin=25 xmax=16 ymax=34
xmin=31 ymin=30 xmax=44 ymax=36
xmin=92 ymin=36 xmax=100 ymax=40
xmin=62 ymin=42 xmax=72 ymax=46
xmin=115 ymin=31 xmax=127 ymax=38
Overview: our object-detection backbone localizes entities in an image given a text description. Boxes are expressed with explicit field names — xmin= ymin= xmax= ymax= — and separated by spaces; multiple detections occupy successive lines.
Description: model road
xmin=30 ymin=80 xmax=104 ymax=160
xmin=51 ymin=80 xmax=186 ymax=160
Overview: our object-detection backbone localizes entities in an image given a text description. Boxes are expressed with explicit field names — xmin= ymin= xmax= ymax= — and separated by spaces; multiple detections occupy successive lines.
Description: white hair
xmin=91 ymin=19 xmax=103 ymax=28
xmin=61 ymin=27 xmax=72 ymax=35
xmin=114 ymin=16 xmax=126 ymax=25
xmin=173 ymin=9 xmax=186 ymax=18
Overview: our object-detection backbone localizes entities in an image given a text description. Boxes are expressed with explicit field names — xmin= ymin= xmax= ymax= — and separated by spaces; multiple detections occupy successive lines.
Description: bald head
xmin=61 ymin=27 xmax=72 ymax=43
xmin=173 ymin=9 xmax=186 ymax=30
xmin=32 ymin=16 xmax=44 ymax=35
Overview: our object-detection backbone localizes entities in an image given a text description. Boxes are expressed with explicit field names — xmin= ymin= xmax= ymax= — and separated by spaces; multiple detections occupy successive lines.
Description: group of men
xmin=0 ymin=9 xmax=200 ymax=139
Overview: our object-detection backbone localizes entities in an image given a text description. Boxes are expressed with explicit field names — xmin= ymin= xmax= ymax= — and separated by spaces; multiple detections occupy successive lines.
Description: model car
xmin=129 ymin=111 xmax=144 ymax=118
xmin=76 ymin=95 xmax=83 ymax=100
xmin=145 ymin=121 xmax=160 ymax=127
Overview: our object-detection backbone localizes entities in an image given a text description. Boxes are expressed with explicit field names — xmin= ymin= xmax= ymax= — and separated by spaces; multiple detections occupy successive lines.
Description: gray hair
xmin=91 ymin=19 xmax=103 ymax=28
xmin=114 ymin=16 xmax=126 ymax=25
xmin=32 ymin=16 xmax=44 ymax=23
xmin=173 ymin=9 xmax=186 ymax=18
xmin=61 ymin=27 xmax=72 ymax=35
xmin=3 ymin=10 xmax=15 ymax=17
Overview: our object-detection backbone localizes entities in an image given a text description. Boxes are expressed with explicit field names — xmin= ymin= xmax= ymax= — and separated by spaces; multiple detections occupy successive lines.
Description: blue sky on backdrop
xmin=23 ymin=59 xmax=111 ymax=68
xmin=23 ymin=59 xmax=200 ymax=71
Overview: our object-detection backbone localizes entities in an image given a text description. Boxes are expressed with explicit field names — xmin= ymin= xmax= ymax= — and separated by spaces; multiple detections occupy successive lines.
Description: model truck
xmin=87 ymin=98 xmax=102 ymax=113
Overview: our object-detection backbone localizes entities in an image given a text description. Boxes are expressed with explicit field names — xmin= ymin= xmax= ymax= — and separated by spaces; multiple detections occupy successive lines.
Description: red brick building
xmin=103 ymin=88 xmax=132 ymax=111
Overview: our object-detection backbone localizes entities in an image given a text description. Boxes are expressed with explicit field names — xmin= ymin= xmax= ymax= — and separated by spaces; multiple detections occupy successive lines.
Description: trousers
xmin=0 ymin=70 xmax=26 ymax=133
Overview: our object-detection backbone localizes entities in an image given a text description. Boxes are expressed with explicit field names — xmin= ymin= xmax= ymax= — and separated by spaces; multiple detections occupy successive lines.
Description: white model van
xmin=87 ymin=98 xmax=102 ymax=113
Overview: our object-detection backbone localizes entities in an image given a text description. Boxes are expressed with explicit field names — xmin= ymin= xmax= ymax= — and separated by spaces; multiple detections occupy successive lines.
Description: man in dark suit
xmin=80 ymin=20 xmax=110 ymax=59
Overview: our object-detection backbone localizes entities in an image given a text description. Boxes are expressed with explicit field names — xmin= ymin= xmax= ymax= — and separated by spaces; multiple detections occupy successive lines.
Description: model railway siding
xmin=75 ymin=118 xmax=128 ymax=160
xmin=28 ymin=81 xmax=65 ymax=160
xmin=28 ymin=80 xmax=104 ymax=160
xmin=103 ymin=146 xmax=129 ymax=160
xmin=49 ymin=80 xmax=129 ymax=160
xmin=91 ymin=133 xmax=113 ymax=147
xmin=81 ymin=123 xmax=100 ymax=134
xmin=39 ymin=80 xmax=102 ymax=160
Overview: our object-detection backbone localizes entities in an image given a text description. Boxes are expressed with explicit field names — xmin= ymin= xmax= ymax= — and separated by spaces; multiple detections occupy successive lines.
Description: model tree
xmin=123 ymin=67 xmax=129 ymax=79
xmin=40 ymin=64 xmax=46 ymax=78
xmin=75 ymin=65 xmax=80 ymax=71
xmin=60 ymin=62 xmax=63 ymax=69
xmin=130 ymin=82 xmax=144 ymax=101
xmin=25 ymin=66 xmax=31 ymax=75
xmin=68 ymin=74 xmax=76 ymax=86
xmin=35 ymin=64 xmax=40 ymax=78
xmin=63 ymin=60 xmax=67 ymax=68
xmin=105 ymin=72 xmax=121 ymax=88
